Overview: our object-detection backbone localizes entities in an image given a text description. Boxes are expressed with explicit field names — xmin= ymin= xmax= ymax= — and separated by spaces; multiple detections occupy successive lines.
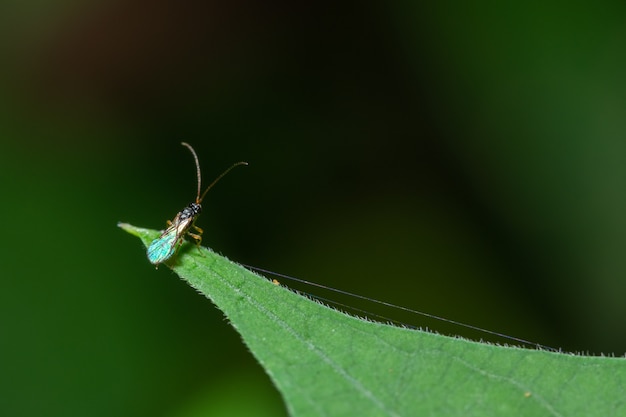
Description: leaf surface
xmin=120 ymin=223 xmax=626 ymax=417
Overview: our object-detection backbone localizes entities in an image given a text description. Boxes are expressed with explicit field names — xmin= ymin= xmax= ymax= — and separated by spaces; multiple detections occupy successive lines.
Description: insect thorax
xmin=179 ymin=202 xmax=202 ymax=221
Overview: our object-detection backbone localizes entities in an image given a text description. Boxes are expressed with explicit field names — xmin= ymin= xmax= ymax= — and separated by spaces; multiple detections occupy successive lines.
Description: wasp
xmin=147 ymin=142 xmax=247 ymax=266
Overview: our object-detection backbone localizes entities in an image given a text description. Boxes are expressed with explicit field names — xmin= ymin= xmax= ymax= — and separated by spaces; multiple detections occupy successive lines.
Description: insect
xmin=147 ymin=142 xmax=247 ymax=266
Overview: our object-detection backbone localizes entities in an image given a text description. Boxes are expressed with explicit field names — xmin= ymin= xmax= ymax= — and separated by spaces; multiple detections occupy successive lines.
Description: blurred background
xmin=2 ymin=1 xmax=626 ymax=416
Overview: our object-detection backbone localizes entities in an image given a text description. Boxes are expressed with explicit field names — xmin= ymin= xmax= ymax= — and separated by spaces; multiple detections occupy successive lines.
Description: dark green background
xmin=2 ymin=2 xmax=626 ymax=416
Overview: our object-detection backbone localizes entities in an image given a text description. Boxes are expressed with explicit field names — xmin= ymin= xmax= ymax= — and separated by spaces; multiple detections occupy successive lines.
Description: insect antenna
xmin=198 ymin=161 xmax=248 ymax=203
xmin=180 ymin=142 xmax=247 ymax=204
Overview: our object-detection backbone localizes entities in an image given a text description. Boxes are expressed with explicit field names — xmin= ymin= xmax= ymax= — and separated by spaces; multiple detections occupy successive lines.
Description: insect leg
xmin=187 ymin=222 xmax=204 ymax=254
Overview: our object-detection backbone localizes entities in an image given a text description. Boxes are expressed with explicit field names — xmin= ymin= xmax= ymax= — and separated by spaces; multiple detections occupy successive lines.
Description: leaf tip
xmin=117 ymin=222 xmax=140 ymax=237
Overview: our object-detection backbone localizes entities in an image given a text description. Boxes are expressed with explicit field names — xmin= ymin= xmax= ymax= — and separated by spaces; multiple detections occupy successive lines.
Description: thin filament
xmin=243 ymin=264 xmax=558 ymax=352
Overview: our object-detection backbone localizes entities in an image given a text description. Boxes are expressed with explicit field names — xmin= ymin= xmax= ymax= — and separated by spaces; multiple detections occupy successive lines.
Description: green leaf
xmin=119 ymin=223 xmax=626 ymax=417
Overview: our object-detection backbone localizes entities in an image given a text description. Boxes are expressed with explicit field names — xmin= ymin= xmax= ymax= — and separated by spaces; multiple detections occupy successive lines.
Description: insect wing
xmin=147 ymin=213 xmax=193 ymax=264
xmin=147 ymin=225 xmax=180 ymax=264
